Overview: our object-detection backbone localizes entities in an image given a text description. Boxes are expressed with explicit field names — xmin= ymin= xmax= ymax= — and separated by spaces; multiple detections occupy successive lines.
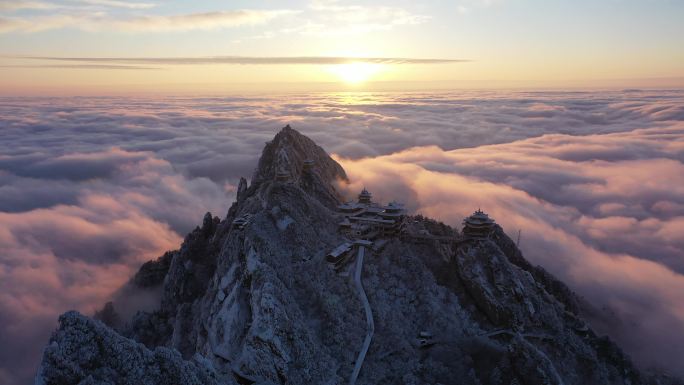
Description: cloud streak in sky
xmin=0 ymin=1 xmax=56 ymax=11
xmin=75 ymin=0 xmax=155 ymax=9
xmin=0 ymin=63 xmax=161 ymax=70
xmin=297 ymin=0 xmax=429 ymax=36
xmin=0 ymin=0 xmax=154 ymax=11
xmin=0 ymin=9 xmax=296 ymax=33
xmin=17 ymin=55 xmax=465 ymax=67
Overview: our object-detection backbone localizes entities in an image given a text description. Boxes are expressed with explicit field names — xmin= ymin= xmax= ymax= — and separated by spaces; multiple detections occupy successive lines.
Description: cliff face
xmin=36 ymin=126 xmax=680 ymax=385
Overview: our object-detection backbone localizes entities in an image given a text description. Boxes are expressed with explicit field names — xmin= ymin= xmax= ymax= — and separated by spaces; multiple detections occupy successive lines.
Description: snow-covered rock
xmin=36 ymin=311 xmax=224 ymax=385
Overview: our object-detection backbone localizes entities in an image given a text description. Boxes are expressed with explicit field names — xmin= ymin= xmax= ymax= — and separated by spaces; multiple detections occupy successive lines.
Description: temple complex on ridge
xmin=337 ymin=188 xmax=406 ymax=239
xmin=327 ymin=189 xmax=499 ymax=270
xmin=326 ymin=188 xmax=407 ymax=269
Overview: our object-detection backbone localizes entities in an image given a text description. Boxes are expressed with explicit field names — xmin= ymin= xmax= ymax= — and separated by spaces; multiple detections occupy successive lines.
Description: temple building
xmin=275 ymin=147 xmax=291 ymax=182
xmin=339 ymin=217 xmax=352 ymax=231
xmin=379 ymin=201 xmax=405 ymax=220
xmin=338 ymin=202 xmax=365 ymax=215
xmin=358 ymin=188 xmax=372 ymax=204
xmin=326 ymin=242 xmax=353 ymax=269
xmin=232 ymin=214 xmax=252 ymax=230
xmin=303 ymin=159 xmax=315 ymax=172
xmin=462 ymin=209 xmax=496 ymax=239
xmin=275 ymin=169 xmax=290 ymax=182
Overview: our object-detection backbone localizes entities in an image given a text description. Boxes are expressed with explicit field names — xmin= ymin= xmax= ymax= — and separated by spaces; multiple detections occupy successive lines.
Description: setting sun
xmin=329 ymin=62 xmax=383 ymax=84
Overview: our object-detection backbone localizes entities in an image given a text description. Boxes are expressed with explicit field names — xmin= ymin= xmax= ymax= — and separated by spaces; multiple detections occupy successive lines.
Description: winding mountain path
xmin=349 ymin=246 xmax=374 ymax=385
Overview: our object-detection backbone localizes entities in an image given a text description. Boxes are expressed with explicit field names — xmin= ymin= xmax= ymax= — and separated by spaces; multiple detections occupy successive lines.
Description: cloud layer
xmin=0 ymin=147 xmax=231 ymax=384
xmin=0 ymin=89 xmax=682 ymax=384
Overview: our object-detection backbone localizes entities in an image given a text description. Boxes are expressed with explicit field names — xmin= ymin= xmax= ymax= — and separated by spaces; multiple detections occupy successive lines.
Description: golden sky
xmin=1 ymin=0 xmax=683 ymax=94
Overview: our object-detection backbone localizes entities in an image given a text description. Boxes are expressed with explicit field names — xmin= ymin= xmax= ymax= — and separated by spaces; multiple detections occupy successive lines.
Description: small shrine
xmin=275 ymin=147 xmax=291 ymax=182
xmin=358 ymin=188 xmax=372 ymax=204
xmin=303 ymin=159 xmax=315 ymax=172
xmin=462 ymin=209 xmax=496 ymax=239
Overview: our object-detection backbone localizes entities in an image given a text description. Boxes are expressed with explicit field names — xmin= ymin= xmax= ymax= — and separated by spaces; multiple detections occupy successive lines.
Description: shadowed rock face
xmin=36 ymin=126 xmax=682 ymax=385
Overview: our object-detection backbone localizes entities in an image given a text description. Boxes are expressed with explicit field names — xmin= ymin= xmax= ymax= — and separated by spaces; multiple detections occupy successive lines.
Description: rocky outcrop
xmin=93 ymin=301 xmax=121 ymax=329
xmin=36 ymin=126 xmax=683 ymax=385
xmin=35 ymin=311 xmax=223 ymax=385
xmin=131 ymin=251 xmax=173 ymax=289
xmin=251 ymin=124 xmax=348 ymax=209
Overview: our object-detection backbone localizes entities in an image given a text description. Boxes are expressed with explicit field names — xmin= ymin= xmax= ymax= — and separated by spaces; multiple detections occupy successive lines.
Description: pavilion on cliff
xmin=462 ymin=209 xmax=496 ymax=239
xmin=358 ymin=188 xmax=372 ymax=204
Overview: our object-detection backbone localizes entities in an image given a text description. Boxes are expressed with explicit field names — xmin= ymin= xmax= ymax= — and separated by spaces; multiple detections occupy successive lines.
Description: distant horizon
xmin=3 ymin=77 xmax=684 ymax=96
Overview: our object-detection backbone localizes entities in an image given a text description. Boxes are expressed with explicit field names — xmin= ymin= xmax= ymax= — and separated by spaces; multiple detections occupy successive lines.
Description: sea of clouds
xmin=0 ymin=89 xmax=683 ymax=384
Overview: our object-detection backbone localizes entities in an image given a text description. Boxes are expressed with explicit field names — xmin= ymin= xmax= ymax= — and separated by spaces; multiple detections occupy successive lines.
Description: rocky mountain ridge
xmin=36 ymin=126 xmax=682 ymax=385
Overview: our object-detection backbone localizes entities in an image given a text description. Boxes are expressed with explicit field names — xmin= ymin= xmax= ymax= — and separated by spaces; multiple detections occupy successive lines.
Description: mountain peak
xmin=251 ymin=125 xmax=348 ymax=208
